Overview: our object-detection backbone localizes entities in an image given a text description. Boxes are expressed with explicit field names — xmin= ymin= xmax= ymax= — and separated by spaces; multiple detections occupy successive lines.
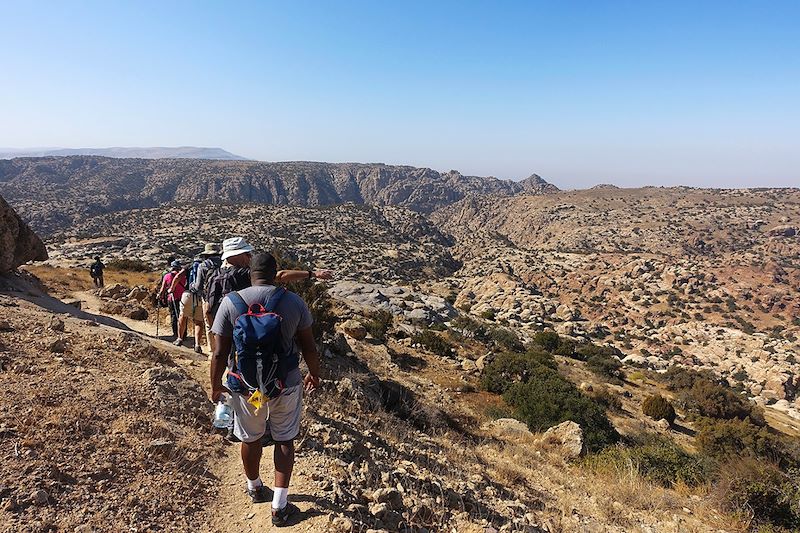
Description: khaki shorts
xmin=179 ymin=292 xmax=204 ymax=323
xmin=230 ymin=384 xmax=303 ymax=443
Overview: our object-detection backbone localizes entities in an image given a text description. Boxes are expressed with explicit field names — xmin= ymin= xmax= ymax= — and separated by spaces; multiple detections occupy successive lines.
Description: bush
xmin=411 ymin=330 xmax=454 ymax=358
xmin=363 ymin=309 xmax=393 ymax=342
xmin=532 ymin=331 xmax=561 ymax=352
xmin=642 ymin=394 xmax=676 ymax=424
xmin=712 ymin=459 xmax=800 ymax=530
xmin=487 ymin=327 xmax=524 ymax=352
xmin=480 ymin=350 xmax=557 ymax=394
xmin=505 ymin=376 xmax=618 ymax=452
xmin=450 ymin=314 xmax=486 ymax=339
xmin=686 ymin=380 xmax=763 ymax=423
xmin=590 ymin=387 xmax=623 ymax=412
xmin=696 ymin=418 xmax=800 ymax=468
xmin=105 ymin=258 xmax=152 ymax=272
xmin=586 ymin=439 xmax=710 ymax=488
xmin=480 ymin=309 xmax=496 ymax=320
xmin=586 ymin=354 xmax=624 ymax=381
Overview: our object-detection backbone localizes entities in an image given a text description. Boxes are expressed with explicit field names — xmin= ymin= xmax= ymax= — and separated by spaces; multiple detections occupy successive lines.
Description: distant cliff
xmin=0 ymin=156 xmax=558 ymax=235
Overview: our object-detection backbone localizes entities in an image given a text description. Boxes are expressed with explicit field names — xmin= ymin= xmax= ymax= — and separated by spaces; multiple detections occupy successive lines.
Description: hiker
xmin=191 ymin=243 xmax=224 ymax=353
xmin=156 ymin=260 xmax=184 ymax=338
xmin=170 ymin=261 xmax=206 ymax=352
xmin=210 ymin=253 xmax=320 ymax=525
xmin=154 ymin=256 xmax=177 ymax=308
xmin=89 ymin=256 xmax=105 ymax=288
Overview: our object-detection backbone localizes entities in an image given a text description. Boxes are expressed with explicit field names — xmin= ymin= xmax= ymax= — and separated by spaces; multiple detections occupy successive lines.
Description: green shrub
xmin=487 ymin=327 xmax=524 ymax=352
xmin=586 ymin=439 xmax=710 ymax=487
xmin=480 ymin=350 xmax=557 ymax=394
xmin=590 ymin=387 xmax=623 ymax=412
xmin=105 ymin=258 xmax=152 ymax=272
xmin=713 ymin=459 xmax=800 ymax=530
xmin=450 ymin=314 xmax=486 ymax=339
xmin=411 ymin=330 xmax=454 ymax=358
xmin=642 ymin=394 xmax=676 ymax=424
xmin=364 ymin=309 xmax=393 ymax=341
xmin=480 ymin=309 xmax=496 ymax=320
xmin=505 ymin=376 xmax=618 ymax=452
xmin=696 ymin=418 xmax=800 ymax=468
xmin=686 ymin=380 xmax=763 ymax=423
xmin=586 ymin=354 xmax=624 ymax=380
xmin=532 ymin=331 xmax=561 ymax=352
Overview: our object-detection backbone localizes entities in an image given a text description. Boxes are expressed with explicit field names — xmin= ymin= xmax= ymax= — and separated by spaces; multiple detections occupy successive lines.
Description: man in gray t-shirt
xmin=210 ymin=253 xmax=320 ymax=525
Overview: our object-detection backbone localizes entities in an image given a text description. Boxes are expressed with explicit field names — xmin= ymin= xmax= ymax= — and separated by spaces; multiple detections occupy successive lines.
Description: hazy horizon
xmin=2 ymin=1 xmax=798 ymax=189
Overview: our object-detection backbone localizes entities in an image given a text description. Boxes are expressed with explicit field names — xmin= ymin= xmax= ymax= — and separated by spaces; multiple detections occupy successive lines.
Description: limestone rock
xmin=541 ymin=421 xmax=584 ymax=459
xmin=483 ymin=418 xmax=532 ymax=438
xmin=341 ymin=320 xmax=367 ymax=341
xmin=0 ymin=194 xmax=48 ymax=272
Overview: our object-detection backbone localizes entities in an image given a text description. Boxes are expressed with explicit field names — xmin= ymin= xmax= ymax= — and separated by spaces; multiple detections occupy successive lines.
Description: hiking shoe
xmin=173 ymin=338 xmax=184 ymax=346
xmin=247 ymin=485 xmax=270 ymax=504
xmin=271 ymin=502 xmax=299 ymax=526
xmin=194 ymin=344 xmax=202 ymax=354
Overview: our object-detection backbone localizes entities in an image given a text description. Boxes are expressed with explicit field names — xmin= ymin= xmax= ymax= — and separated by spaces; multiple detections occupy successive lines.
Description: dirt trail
xmin=69 ymin=289 xmax=336 ymax=532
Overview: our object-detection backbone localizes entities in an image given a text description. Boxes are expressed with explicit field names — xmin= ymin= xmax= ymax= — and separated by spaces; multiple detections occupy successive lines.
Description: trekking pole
xmin=156 ymin=301 xmax=160 ymax=338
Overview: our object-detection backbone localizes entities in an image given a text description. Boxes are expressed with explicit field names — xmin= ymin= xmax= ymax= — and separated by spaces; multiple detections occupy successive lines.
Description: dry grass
xmin=24 ymin=264 xmax=161 ymax=294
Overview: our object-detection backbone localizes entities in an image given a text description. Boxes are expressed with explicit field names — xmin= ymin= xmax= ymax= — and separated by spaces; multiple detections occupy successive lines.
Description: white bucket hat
xmin=220 ymin=237 xmax=254 ymax=261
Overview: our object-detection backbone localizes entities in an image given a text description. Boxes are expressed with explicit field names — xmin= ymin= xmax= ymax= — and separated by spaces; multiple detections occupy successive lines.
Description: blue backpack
xmin=226 ymin=289 xmax=289 ymax=398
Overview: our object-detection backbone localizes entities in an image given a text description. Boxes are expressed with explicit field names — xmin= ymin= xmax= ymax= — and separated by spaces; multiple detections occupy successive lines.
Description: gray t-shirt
xmin=211 ymin=285 xmax=312 ymax=388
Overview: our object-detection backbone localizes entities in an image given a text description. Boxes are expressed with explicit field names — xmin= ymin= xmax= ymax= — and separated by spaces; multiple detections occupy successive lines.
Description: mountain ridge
xmin=0 ymin=156 xmax=558 ymax=235
xmin=0 ymin=146 xmax=247 ymax=160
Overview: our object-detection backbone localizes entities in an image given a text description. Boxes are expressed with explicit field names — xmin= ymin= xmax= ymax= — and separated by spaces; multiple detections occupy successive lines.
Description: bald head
xmin=250 ymin=253 xmax=278 ymax=284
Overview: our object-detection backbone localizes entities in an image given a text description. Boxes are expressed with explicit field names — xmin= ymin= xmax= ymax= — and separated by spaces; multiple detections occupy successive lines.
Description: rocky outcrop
xmin=0 ymin=195 xmax=47 ymax=272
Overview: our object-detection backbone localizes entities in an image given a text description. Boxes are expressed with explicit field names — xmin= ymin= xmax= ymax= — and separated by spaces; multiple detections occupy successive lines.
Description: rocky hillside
xmin=0 ymin=194 xmax=47 ymax=272
xmin=0 ymin=156 xmax=558 ymax=235
xmin=45 ymin=203 xmax=459 ymax=282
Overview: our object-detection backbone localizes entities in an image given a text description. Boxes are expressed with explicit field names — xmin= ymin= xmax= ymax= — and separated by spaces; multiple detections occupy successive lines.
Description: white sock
xmin=272 ymin=486 xmax=288 ymax=510
xmin=246 ymin=476 xmax=262 ymax=490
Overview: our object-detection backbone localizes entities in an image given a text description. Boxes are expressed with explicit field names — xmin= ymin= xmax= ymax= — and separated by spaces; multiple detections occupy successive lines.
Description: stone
xmin=475 ymin=354 xmax=488 ymax=371
xmin=49 ymin=316 xmax=65 ymax=332
xmin=0 ymin=320 xmax=12 ymax=331
xmin=31 ymin=489 xmax=49 ymax=506
xmin=579 ymin=382 xmax=593 ymax=392
xmin=341 ymin=319 xmax=367 ymax=341
xmin=63 ymin=299 xmax=82 ymax=310
xmin=461 ymin=359 xmax=477 ymax=372
xmin=0 ymin=194 xmax=48 ymax=272
xmin=331 ymin=516 xmax=354 ymax=532
xmin=126 ymin=286 xmax=150 ymax=302
xmin=656 ymin=418 xmax=672 ymax=430
xmin=541 ymin=421 xmax=584 ymax=459
xmin=126 ymin=306 xmax=148 ymax=320
xmin=372 ymin=487 xmax=404 ymax=510
xmin=49 ymin=339 xmax=66 ymax=353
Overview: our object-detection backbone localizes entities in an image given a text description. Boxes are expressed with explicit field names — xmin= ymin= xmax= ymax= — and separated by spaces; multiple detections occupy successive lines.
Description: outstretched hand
xmin=314 ymin=269 xmax=334 ymax=280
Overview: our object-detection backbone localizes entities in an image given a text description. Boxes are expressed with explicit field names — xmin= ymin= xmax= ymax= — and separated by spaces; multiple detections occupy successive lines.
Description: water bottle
xmin=212 ymin=393 xmax=233 ymax=429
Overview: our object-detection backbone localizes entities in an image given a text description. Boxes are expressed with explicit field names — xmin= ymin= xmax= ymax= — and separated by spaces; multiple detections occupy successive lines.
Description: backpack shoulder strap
xmin=228 ymin=291 xmax=249 ymax=317
xmin=264 ymin=287 xmax=286 ymax=313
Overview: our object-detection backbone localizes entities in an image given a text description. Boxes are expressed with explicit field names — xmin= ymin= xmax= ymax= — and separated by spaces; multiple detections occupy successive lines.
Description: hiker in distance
xmin=89 ymin=256 xmax=105 ymax=288
xmin=210 ymin=253 xmax=321 ymax=526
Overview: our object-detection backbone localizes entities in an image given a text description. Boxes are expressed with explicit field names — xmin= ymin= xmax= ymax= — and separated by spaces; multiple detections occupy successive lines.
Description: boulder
xmin=763 ymin=373 xmax=796 ymax=401
xmin=99 ymin=283 xmax=129 ymax=300
xmin=541 ymin=421 xmax=584 ymax=459
xmin=340 ymin=320 xmax=367 ymax=341
xmin=0 ymin=195 xmax=48 ymax=272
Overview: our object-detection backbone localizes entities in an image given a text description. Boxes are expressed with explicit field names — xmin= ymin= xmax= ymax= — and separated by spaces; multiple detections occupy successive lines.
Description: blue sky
xmin=1 ymin=1 xmax=798 ymax=189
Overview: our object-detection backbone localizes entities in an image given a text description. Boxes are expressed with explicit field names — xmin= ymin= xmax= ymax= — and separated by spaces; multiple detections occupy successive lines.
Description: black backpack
xmin=205 ymin=266 xmax=251 ymax=316
xmin=90 ymin=263 xmax=102 ymax=277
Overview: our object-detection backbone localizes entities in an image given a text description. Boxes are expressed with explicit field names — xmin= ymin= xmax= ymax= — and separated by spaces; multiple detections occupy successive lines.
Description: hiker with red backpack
xmin=210 ymin=253 xmax=321 ymax=526
xmin=156 ymin=260 xmax=184 ymax=339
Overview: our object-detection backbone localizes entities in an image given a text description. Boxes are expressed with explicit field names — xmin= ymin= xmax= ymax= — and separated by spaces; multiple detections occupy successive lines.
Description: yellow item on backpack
xmin=247 ymin=389 xmax=265 ymax=410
